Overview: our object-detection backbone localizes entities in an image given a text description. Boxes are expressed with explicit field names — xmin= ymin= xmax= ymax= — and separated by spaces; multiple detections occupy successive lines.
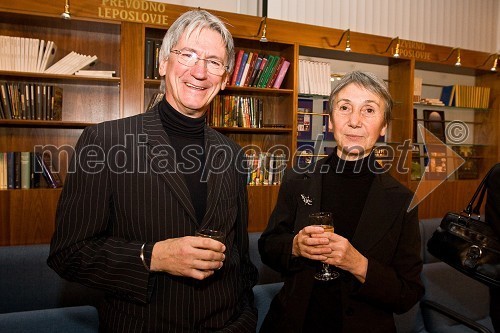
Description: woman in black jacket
xmin=258 ymin=71 xmax=424 ymax=333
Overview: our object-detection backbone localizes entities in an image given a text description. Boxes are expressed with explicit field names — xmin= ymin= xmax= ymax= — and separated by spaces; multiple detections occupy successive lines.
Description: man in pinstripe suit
xmin=48 ymin=10 xmax=258 ymax=332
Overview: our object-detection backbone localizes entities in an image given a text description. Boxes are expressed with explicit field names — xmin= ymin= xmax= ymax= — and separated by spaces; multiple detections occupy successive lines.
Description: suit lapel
xmin=351 ymin=173 xmax=404 ymax=252
xmin=293 ymin=161 xmax=326 ymax=231
xmin=200 ymin=128 xmax=228 ymax=227
xmin=142 ymin=106 xmax=197 ymax=224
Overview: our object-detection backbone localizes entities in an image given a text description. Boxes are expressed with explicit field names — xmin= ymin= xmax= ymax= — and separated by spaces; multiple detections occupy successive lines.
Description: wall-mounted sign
xmin=98 ymin=0 xmax=169 ymax=25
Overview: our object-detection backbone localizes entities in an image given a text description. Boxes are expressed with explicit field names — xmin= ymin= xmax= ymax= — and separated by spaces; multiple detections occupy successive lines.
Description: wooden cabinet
xmin=0 ymin=1 xmax=498 ymax=245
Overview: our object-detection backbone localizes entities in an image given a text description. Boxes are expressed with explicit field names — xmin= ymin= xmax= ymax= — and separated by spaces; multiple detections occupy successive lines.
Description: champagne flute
xmin=309 ymin=212 xmax=339 ymax=281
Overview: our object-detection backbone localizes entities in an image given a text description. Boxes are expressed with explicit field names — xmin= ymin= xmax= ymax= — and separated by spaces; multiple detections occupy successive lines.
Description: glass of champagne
xmin=309 ymin=212 xmax=339 ymax=281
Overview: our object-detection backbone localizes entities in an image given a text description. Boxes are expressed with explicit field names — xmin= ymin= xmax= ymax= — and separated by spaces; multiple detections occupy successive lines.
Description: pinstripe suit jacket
xmin=47 ymin=104 xmax=258 ymax=332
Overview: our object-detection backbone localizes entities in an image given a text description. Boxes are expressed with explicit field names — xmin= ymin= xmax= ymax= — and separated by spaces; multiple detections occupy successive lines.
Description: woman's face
xmin=329 ymin=83 xmax=387 ymax=160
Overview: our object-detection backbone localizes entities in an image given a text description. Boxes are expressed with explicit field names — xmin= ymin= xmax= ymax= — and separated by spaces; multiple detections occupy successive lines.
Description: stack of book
xmin=44 ymin=51 xmax=98 ymax=75
xmin=298 ymin=59 xmax=331 ymax=96
xmin=0 ymin=151 xmax=62 ymax=189
xmin=229 ymin=50 xmax=290 ymax=89
xmin=0 ymin=35 xmax=57 ymax=73
xmin=245 ymin=152 xmax=286 ymax=185
xmin=0 ymin=81 xmax=62 ymax=120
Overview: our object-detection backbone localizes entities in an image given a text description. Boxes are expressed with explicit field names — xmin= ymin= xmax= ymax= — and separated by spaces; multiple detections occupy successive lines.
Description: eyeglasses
xmin=170 ymin=49 xmax=228 ymax=76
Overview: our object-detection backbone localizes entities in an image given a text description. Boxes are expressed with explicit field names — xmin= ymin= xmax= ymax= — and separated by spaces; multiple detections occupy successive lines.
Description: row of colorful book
xmin=0 ymin=35 xmax=57 ymax=73
xmin=298 ymin=59 xmax=331 ymax=96
xmin=0 ymin=151 xmax=62 ymax=190
xmin=0 ymin=81 xmax=63 ymax=120
xmin=440 ymin=84 xmax=491 ymax=109
xmin=229 ymin=50 xmax=290 ymax=89
xmin=207 ymin=95 xmax=263 ymax=128
xmin=245 ymin=152 xmax=286 ymax=185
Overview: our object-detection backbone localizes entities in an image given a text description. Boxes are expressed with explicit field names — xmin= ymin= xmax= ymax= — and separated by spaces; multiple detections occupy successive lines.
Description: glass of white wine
xmin=309 ymin=212 xmax=339 ymax=281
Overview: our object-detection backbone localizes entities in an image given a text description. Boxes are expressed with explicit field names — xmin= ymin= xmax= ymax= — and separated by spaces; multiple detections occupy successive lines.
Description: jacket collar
xmin=141 ymin=105 xmax=228 ymax=226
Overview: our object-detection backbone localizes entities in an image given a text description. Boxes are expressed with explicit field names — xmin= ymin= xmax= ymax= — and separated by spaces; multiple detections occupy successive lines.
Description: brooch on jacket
xmin=300 ymin=194 xmax=313 ymax=206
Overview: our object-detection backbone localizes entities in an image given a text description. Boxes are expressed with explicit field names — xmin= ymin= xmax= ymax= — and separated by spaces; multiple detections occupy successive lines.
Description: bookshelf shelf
xmin=413 ymin=103 xmax=490 ymax=112
xmin=0 ymin=71 xmax=120 ymax=85
xmin=213 ymin=126 xmax=292 ymax=134
xmin=0 ymin=120 xmax=93 ymax=128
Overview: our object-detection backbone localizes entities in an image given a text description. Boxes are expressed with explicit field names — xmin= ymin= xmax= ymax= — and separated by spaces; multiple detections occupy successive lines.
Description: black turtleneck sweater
xmin=158 ymin=99 xmax=207 ymax=225
xmin=303 ymin=150 xmax=376 ymax=333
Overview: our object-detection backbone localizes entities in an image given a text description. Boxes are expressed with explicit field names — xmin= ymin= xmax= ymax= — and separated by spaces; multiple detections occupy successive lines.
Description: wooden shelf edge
xmin=213 ymin=126 xmax=292 ymax=133
xmin=0 ymin=119 xmax=94 ymax=128
xmin=0 ymin=71 xmax=120 ymax=84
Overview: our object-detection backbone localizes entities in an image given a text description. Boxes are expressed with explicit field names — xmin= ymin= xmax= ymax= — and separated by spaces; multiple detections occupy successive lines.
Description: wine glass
xmin=195 ymin=228 xmax=225 ymax=244
xmin=309 ymin=212 xmax=339 ymax=281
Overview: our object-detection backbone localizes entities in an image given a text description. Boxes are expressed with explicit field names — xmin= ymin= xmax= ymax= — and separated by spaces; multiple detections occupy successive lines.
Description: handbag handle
xmin=464 ymin=166 xmax=495 ymax=217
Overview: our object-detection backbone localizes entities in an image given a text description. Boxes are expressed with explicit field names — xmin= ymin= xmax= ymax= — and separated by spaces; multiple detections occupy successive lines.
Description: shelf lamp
xmin=256 ymin=16 xmax=268 ymax=43
xmin=61 ymin=0 xmax=71 ymax=20
xmin=323 ymin=29 xmax=351 ymax=52
xmin=381 ymin=37 xmax=400 ymax=58
xmin=441 ymin=47 xmax=461 ymax=67
xmin=479 ymin=53 xmax=499 ymax=72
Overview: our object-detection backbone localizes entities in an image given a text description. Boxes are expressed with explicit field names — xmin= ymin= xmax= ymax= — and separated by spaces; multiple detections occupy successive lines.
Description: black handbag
xmin=427 ymin=167 xmax=500 ymax=288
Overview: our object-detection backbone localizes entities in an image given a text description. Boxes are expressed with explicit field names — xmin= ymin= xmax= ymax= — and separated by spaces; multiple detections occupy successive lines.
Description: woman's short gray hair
xmin=328 ymin=71 xmax=393 ymax=125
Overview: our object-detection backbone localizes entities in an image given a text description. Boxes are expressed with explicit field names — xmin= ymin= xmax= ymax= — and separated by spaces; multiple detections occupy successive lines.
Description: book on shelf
xmin=298 ymin=59 xmax=331 ymax=96
xmin=153 ymin=39 xmax=161 ymax=80
xmin=234 ymin=51 xmax=249 ymax=86
xmin=0 ymin=35 xmax=56 ymax=73
xmin=207 ymin=95 xmax=263 ymax=128
xmin=45 ymin=51 xmax=97 ymax=75
xmin=297 ymin=99 xmax=313 ymax=140
xmin=245 ymin=151 xmax=286 ymax=185
xmin=144 ymin=38 xmax=154 ymax=79
xmin=250 ymin=55 xmax=268 ymax=87
xmin=423 ymin=109 xmax=446 ymax=143
xmin=272 ymin=60 xmax=290 ymax=89
xmin=266 ymin=56 xmax=285 ymax=88
xmin=439 ymin=85 xmax=490 ymax=108
xmin=34 ymin=152 xmax=62 ymax=188
xmin=230 ymin=49 xmax=244 ymax=86
xmin=0 ymin=81 xmax=62 ymax=120
xmin=413 ymin=77 xmax=423 ymax=102
xmin=238 ymin=52 xmax=253 ymax=86
xmin=0 ymin=151 xmax=49 ymax=189
xmin=74 ymin=70 xmax=116 ymax=78
xmin=452 ymin=145 xmax=480 ymax=179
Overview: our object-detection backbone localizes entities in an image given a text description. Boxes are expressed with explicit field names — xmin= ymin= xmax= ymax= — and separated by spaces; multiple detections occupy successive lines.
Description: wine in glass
xmin=309 ymin=212 xmax=339 ymax=281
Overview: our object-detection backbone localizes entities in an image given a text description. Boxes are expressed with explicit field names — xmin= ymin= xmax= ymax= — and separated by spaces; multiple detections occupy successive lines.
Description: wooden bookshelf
xmin=0 ymin=0 xmax=498 ymax=245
